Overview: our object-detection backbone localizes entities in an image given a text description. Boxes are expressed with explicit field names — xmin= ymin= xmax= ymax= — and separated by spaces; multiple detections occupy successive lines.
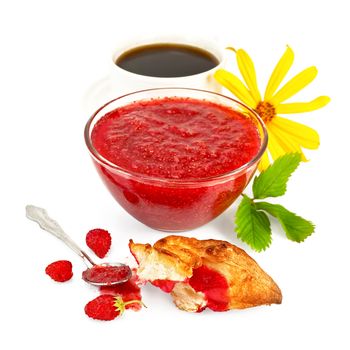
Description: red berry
xmin=84 ymin=295 xmax=120 ymax=321
xmin=86 ymin=229 xmax=111 ymax=258
xmin=45 ymin=260 xmax=73 ymax=282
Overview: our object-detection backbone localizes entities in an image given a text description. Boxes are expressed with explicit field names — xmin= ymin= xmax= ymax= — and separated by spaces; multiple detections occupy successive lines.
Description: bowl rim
xmin=84 ymin=87 xmax=268 ymax=185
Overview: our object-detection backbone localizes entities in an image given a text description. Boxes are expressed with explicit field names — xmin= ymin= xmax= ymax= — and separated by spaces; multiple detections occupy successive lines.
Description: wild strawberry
xmin=45 ymin=260 xmax=73 ymax=282
xmin=86 ymin=229 xmax=111 ymax=258
xmin=84 ymin=294 xmax=144 ymax=321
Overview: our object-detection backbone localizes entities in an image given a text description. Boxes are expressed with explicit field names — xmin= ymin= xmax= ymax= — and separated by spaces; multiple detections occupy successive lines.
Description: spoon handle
xmin=25 ymin=205 xmax=95 ymax=268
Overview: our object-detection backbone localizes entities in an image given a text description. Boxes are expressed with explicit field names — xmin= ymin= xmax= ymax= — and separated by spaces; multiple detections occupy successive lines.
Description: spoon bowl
xmin=82 ymin=262 xmax=132 ymax=286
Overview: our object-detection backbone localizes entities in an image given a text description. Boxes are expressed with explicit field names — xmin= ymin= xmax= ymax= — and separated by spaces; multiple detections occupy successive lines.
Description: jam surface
xmin=82 ymin=265 xmax=131 ymax=285
xmin=91 ymin=97 xmax=260 ymax=180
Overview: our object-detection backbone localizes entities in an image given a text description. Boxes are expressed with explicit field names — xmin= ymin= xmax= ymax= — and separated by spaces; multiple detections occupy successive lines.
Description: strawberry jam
xmin=90 ymin=97 xmax=261 ymax=230
xmin=82 ymin=265 xmax=131 ymax=285
xmin=100 ymin=271 xmax=142 ymax=311
xmin=150 ymin=266 xmax=229 ymax=311
xmin=151 ymin=279 xmax=177 ymax=293
xmin=189 ymin=266 xmax=229 ymax=311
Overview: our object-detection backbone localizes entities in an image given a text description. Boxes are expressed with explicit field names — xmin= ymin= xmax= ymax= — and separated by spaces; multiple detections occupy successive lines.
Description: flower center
xmin=255 ymin=101 xmax=276 ymax=123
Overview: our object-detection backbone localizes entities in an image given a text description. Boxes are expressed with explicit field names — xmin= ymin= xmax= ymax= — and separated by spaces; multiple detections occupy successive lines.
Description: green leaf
xmin=253 ymin=153 xmax=302 ymax=199
xmin=235 ymin=195 xmax=272 ymax=252
xmin=255 ymin=202 xmax=315 ymax=242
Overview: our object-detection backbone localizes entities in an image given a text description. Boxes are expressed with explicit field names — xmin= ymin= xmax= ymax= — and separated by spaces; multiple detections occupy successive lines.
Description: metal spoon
xmin=25 ymin=205 xmax=132 ymax=286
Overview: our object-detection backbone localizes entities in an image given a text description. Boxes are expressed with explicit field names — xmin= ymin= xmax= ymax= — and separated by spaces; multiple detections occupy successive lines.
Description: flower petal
xmin=258 ymin=150 xmax=271 ymax=172
xmin=268 ymin=121 xmax=307 ymax=161
xmin=226 ymin=46 xmax=237 ymax=53
xmin=214 ymin=69 xmax=256 ymax=107
xmin=264 ymin=46 xmax=294 ymax=100
xmin=267 ymin=126 xmax=287 ymax=161
xmin=276 ymin=96 xmax=331 ymax=114
xmin=272 ymin=116 xmax=320 ymax=149
xmin=236 ymin=49 xmax=261 ymax=103
xmin=269 ymin=66 xmax=318 ymax=105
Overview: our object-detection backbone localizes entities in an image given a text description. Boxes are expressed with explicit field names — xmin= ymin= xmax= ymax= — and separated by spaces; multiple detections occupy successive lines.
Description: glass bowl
xmin=84 ymin=88 xmax=267 ymax=231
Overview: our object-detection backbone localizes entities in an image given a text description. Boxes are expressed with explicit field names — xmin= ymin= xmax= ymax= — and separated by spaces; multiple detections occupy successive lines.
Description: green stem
xmin=124 ymin=300 xmax=147 ymax=308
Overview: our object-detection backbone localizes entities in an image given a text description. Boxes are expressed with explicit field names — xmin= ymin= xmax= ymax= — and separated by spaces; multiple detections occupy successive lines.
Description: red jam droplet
xmin=82 ymin=265 xmax=131 ymax=285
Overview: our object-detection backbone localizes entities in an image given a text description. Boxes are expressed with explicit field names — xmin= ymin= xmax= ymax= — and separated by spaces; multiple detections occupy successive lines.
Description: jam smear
xmin=100 ymin=272 xmax=142 ymax=311
xmin=149 ymin=266 xmax=230 ymax=311
xmin=189 ymin=265 xmax=229 ymax=311
xmin=151 ymin=279 xmax=177 ymax=293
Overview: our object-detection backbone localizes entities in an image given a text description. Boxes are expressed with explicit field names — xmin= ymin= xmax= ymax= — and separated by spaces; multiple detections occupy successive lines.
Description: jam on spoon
xmin=82 ymin=263 xmax=132 ymax=285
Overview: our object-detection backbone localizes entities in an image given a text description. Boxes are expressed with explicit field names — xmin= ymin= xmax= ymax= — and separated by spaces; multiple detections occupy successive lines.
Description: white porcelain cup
xmin=108 ymin=35 xmax=225 ymax=95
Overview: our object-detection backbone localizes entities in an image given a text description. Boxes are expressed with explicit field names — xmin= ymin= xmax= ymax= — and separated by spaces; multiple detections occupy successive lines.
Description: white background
xmin=1 ymin=0 xmax=349 ymax=349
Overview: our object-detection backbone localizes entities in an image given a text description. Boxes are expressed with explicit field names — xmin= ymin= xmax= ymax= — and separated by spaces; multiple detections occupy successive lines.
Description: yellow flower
xmin=214 ymin=46 xmax=330 ymax=171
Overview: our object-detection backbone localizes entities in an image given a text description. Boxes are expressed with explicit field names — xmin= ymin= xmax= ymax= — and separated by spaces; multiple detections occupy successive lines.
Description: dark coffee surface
xmin=116 ymin=43 xmax=219 ymax=78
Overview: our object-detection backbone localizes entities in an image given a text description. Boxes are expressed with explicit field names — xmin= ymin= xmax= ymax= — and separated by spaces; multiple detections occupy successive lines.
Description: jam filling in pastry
xmin=129 ymin=235 xmax=282 ymax=312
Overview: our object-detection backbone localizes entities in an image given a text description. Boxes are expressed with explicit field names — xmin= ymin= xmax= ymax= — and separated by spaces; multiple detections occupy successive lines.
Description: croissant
xmin=129 ymin=235 xmax=282 ymax=312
